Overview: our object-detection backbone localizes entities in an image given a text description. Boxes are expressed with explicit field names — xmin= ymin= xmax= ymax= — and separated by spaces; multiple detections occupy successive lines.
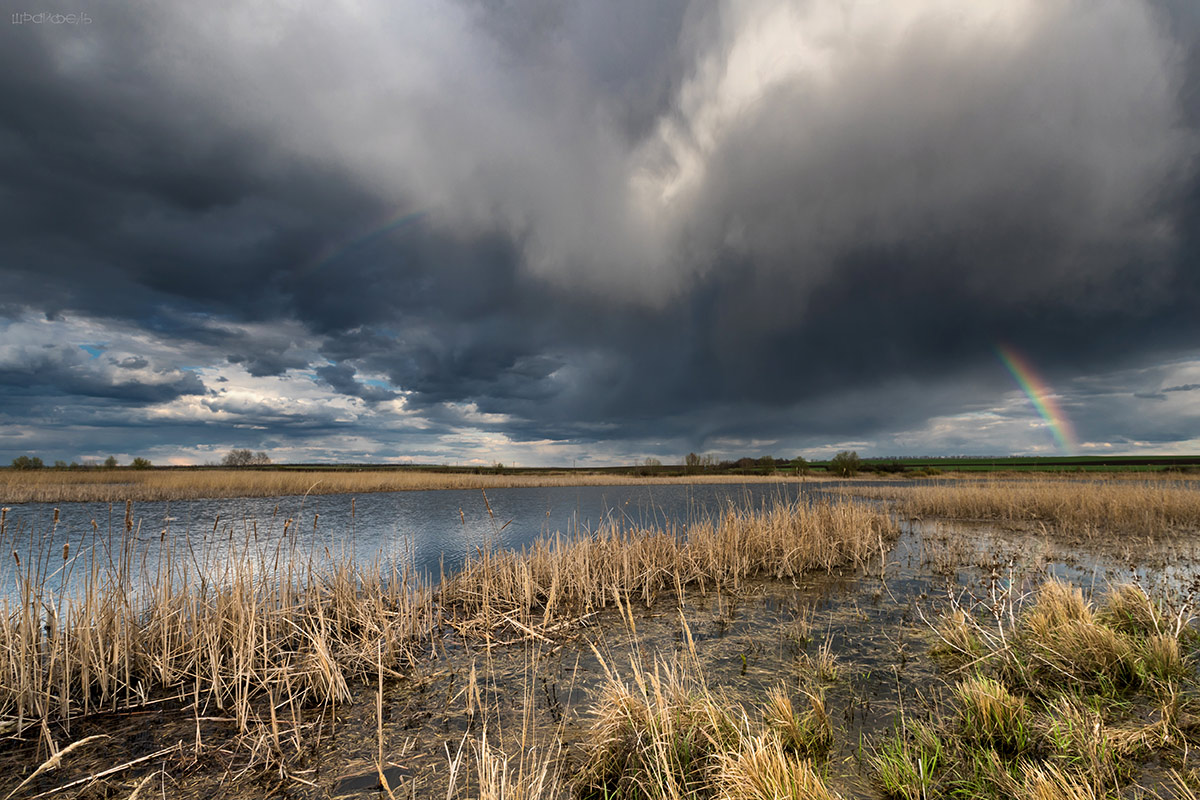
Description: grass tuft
xmin=762 ymin=688 xmax=833 ymax=758
xmin=717 ymin=734 xmax=842 ymax=800
xmin=954 ymin=675 xmax=1033 ymax=755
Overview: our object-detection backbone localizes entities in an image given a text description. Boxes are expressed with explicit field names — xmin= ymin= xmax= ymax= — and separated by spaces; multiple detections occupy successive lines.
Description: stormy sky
xmin=2 ymin=0 xmax=1199 ymax=466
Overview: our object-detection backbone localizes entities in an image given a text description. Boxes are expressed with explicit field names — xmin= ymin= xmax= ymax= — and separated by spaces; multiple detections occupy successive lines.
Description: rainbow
xmin=995 ymin=344 xmax=1077 ymax=454
xmin=300 ymin=209 xmax=427 ymax=276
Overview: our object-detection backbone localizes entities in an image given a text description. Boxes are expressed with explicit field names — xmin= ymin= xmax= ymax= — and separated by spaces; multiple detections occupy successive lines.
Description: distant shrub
xmin=828 ymin=451 xmax=861 ymax=477
xmin=130 ymin=457 xmax=153 ymax=469
xmin=11 ymin=455 xmax=44 ymax=470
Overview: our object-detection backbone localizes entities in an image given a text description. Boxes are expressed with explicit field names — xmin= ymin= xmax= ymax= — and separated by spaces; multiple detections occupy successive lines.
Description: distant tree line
xmin=9 ymin=454 xmax=153 ymax=469
xmin=8 ymin=449 xmax=274 ymax=470
xmin=221 ymin=449 xmax=272 ymax=467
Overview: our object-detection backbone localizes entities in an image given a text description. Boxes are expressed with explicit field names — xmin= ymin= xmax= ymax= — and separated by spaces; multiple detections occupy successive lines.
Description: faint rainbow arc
xmin=995 ymin=344 xmax=1077 ymax=454
xmin=300 ymin=209 xmax=428 ymax=276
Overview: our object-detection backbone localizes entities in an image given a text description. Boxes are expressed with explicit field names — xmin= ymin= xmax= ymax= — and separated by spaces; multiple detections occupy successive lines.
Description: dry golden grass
xmin=762 ymin=688 xmax=833 ymax=758
xmin=0 ymin=469 xmax=819 ymax=503
xmin=717 ymin=734 xmax=842 ymax=800
xmin=576 ymin=610 xmax=845 ymax=800
xmin=578 ymin=658 xmax=744 ymax=800
xmin=439 ymin=499 xmax=896 ymax=632
xmin=953 ymin=675 xmax=1032 ymax=754
xmin=0 ymin=530 xmax=435 ymax=753
xmin=865 ymin=478 xmax=1200 ymax=534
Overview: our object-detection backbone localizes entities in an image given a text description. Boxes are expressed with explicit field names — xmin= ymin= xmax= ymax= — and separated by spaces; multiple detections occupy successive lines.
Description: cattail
xmin=62 ymin=542 xmax=69 ymax=560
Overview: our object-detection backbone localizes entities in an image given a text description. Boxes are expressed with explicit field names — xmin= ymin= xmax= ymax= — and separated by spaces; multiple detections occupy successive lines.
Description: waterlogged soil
xmin=4 ymin=520 xmax=1199 ymax=799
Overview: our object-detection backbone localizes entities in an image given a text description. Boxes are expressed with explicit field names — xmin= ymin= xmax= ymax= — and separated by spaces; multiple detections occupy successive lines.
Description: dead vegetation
xmin=0 ymin=469 xmax=815 ymax=504
xmin=858 ymin=478 xmax=1200 ymax=534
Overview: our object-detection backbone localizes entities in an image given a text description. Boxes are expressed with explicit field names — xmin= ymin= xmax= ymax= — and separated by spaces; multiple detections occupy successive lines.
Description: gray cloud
xmin=316 ymin=363 xmax=398 ymax=403
xmin=1 ymin=0 xmax=1198 ymax=463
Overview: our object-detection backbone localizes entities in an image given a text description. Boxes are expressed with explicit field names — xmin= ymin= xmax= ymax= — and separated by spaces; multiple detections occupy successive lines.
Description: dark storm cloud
xmin=315 ymin=363 xmax=398 ymax=403
xmin=1165 ymin=384 xmax=1200 ymax=393
xmin=2 ymin=0 xmax=1199 ymax=461
xmin=225 ymin=351 xmax=312 ymax=379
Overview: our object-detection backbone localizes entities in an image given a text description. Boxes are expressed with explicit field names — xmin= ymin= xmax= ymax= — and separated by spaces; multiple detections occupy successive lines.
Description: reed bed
xmin=0 ymin=469 xmax=815 ymax=504
xmin=862 ymin=479 xmax=1200 ymax=534
xmin=0 ymin=530 xmax=436 ymax=748
xmin=0 ymin=496 xmax=893 ymax=787
xmin=439 ymin=499 xmax=896 ymax=633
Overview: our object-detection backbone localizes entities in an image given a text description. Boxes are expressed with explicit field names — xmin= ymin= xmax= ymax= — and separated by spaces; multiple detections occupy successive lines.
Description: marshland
xmin=3 ymin=475 xmax=1200 ymax=799
xmin=0 ymin=468 xmax=822 ymax=505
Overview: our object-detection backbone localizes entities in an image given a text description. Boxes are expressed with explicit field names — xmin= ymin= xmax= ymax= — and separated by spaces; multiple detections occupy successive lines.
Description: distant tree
xmin=222 ymin=449 xmax=254 ymax=467
xmin=758 ymin=455 xmax=776 ymax=471
xmin=793 ymin=456 xmax=809 ymax=475
xmin=69 ymin=462 xmax=81 ymax=470
xmin=53 ymin=460 xmax=67 ymax=469
xmin=130 ymin=457 xmax=152 ymax=469
xmin=829 ymin=450 xmax=861 ymax=477
xmin=104 ymin=455 xmax=118 ymax=469
xmin=252 ymin=451 xmax=271 ymax=465
xmin=11 ymin=455 xmax=44 ymax=470
xmin=684 ymin=452 xmax=702 ymax=474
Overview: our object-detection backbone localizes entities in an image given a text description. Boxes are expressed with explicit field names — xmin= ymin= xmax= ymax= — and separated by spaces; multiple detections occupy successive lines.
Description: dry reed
xmin=0 ymin=527 xmax=434 ymax=751
xmin=0 ymin=469 xmax=815 ymax=504
xmin=439 ymin=499 xmax=896 ymax=633
xmin=863 ymin=479 xmax=1200 ymax=534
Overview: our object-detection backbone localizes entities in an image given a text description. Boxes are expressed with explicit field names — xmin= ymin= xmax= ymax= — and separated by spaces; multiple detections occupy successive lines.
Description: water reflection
xmin=0 ymin=482 xmax=819 ymax=598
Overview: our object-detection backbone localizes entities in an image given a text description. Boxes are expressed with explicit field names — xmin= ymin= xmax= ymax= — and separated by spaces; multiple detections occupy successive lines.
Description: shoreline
xmin=0 ymin=470 xmax=835 ymax=504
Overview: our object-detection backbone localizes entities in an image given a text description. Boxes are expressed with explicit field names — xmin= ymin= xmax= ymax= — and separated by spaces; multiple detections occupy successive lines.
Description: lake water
xmin=0 ymin=482 xmax=827 ymax=598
